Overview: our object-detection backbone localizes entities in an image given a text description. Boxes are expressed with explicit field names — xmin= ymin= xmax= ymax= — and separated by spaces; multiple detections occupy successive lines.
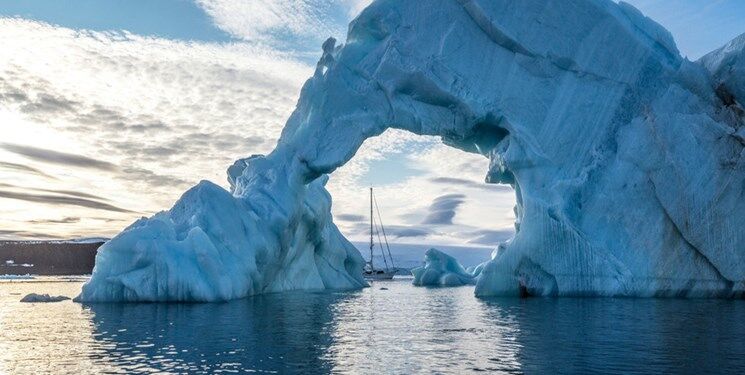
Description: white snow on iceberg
xmin=79 ymin=0 xmax=745 ymax=301
xmin=412 ymin=248 xmax=477 ymax=287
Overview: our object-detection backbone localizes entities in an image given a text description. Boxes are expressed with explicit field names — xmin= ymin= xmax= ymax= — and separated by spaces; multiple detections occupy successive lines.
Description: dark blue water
xmin=2 ymin=278 xmax=744 ymax=374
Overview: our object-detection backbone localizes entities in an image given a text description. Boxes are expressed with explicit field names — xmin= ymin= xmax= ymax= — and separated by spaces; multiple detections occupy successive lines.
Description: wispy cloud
xmin=0 ymin=161 xmax=56 ymax=179
xmin=466 ymin=229 xmax=514 ymax=246
xmin=0 ymin=229 xmax=59 ymax=239
xmin=429 ymin=176 xmax=512 ymax=192
xmin=383 ymin=225 xmax=432 ymax=239
xmin=335 ymin=213 xmax=366 ymax=222
xmin=1 ymin=142 xmax=118 ymax=171
xmin=0 ymin=189 xmax=134 ymax=213
xmin=28 ymin=216 xmax=80 ymax=224
xmin=194 ymin=0 xmax=371 ymax=53
xmin=0 ymin=182 xmax=110 ymax=201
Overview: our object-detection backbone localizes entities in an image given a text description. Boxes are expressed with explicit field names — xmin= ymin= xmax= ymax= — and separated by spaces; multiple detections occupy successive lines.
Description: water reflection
xmin=478 ymin=298 xmax=745 ymax=374
xmin=2 ymin=279 xmax=744 ymax=374
xmin=85 ymin=290 xmax=358 ymax=373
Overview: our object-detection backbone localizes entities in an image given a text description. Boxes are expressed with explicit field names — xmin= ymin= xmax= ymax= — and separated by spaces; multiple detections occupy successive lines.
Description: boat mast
xmin=373 ymin=192 xmax=395 ymax=270
xmin=369 ymin=187 xmax=374 ymax=272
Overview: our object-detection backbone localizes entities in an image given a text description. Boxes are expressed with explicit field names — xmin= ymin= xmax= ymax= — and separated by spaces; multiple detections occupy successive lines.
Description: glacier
xmin=411 ymin=248 xmax=477 ymax=287
xmin=78 ymin=0 xmax=745 ymax=302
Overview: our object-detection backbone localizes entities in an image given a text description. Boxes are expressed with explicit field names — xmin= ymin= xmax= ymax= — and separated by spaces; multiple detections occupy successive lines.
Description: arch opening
xmin=323 ymin=128 xmax=517 ymax=273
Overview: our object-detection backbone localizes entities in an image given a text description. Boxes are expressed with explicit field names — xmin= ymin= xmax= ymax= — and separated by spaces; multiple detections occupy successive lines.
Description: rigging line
xmin=373 ymin=214 xmax=389 ymax=270
xmin=373 ymin=192 xmax=395 ymax=269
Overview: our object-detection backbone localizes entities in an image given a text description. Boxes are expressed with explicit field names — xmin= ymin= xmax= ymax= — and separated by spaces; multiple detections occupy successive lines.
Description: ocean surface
xmin=1 ymin=277 xmax=744 ymax=374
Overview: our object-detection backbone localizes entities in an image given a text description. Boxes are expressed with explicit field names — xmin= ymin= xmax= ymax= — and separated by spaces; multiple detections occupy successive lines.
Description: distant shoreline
xmin=0 ymin=241 xmax=103 ymax=276
xmin=0 ymin=239 xmax=492 ymax=277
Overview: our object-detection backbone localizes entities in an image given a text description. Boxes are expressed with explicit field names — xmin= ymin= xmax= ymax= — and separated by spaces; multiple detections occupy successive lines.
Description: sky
xmin=0 ymin=0 xmax=743 ymax=246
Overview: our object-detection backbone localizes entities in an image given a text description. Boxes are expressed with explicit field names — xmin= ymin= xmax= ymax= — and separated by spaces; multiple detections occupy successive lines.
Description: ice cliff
xmin=412 ymin=248 xmax=477 ymax=287
xmin=78 ymin=0 xmax=745 ymax=302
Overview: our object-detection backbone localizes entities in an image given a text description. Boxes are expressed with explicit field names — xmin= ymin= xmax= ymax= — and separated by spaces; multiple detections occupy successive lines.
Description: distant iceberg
xmin=79 ymin=0 xmax=744 ymax=302
xmin=412 ymin=249 xmax=477 ymax=287
xmin=21 ymin=293 xmax=70 ymax=303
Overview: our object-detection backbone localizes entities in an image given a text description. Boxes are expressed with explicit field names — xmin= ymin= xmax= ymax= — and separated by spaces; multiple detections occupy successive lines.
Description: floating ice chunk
xmin=0 ymin=274 xmax=34 ymax=280
xmin=20 ymin=293 xmax=70 ymax=303
xmin=412 ymin=249 xmax=477 ymax=287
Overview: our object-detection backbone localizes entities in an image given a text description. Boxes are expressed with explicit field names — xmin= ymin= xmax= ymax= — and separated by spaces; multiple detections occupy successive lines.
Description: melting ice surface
xmin=79 ymin=0 xmax=745 ymax=302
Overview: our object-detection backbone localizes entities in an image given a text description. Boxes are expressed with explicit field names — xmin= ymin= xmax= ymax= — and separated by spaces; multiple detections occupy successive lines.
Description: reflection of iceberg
xmin=83 ymin=291 xmax=745 ymax=372
xmin=84 ymin=292 xmax=351 ymax=373
xmin=80 ymin=0 xmax=745 ymax=301
xmin=412 ymin=249 xmax=476 ymax=287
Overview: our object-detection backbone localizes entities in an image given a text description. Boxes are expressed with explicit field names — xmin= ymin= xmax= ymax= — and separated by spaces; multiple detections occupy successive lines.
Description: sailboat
xmin=363 ymin=187 xmax=397 ymax=280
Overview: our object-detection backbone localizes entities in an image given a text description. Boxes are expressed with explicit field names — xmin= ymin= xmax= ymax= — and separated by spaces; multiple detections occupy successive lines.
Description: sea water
xmin=1 ymin=277 xmax=744 ymax=374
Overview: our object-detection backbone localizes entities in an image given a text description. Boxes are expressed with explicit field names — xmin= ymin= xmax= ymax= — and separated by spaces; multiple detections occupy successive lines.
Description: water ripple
xmin=1 ymin=278 xmax=744 ymax=374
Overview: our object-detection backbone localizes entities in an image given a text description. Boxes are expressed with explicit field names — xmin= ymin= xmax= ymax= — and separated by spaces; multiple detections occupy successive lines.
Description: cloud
xmin=28 ymin=217 xmax=81 ymax=224
xmin=19 ymin=92 xmax=81 ymax=116
xmin=466 ymin=229 xmax=514 ymax=245
xmin=0 ymin=190 xmax=134 ymax=213
xmin=194 ymin=0 xmax=371 ymax=52
xmin=422 ymin=193 xmax=466 ymax=225
xmin=341 ymin=221 xmax=431 ymax=239
xmin=0 ymin=18 xmax=315 ymax=237
xmin=0 ymin=229 xmax=59 ymax=239
xmin=118 ymin=166 xmax=191 ymax=190
xmin=335 ymin=213 xmax=366 ymax=222
xmin=429 ymin=177 xmax=513 ymax=192
xmin=1 ymin=142 xmax=118 ymax=171
xmin=0 ymin=161 xmax=56 ymax=179
xmin=0 ymin=182 xmax=111 ymax=201
xmin=384 ymin=225 xmax=431 ymax=238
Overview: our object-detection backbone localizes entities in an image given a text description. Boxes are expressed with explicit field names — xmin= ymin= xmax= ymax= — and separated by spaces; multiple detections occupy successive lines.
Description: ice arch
xmin=78 ymin=0 xmax=745 ymax=302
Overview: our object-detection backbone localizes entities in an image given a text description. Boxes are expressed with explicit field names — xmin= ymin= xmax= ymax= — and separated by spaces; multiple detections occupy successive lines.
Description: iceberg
xmin=77 ymin=160 xmax=367 ymax=302
xmin=79 ymin=0 xmax=745 ymax=302
xmin=411 ymin=248 xmax=477 ymax=287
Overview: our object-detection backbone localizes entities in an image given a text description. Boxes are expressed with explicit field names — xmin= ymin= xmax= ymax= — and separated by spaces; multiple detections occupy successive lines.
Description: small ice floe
xmin=2 ymin=261 xmax=31 ymax=269
xmin=0 ymin=274 xmax=35 ymax=280
xmin=20 ymin=293 xmax=70 ymax=303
